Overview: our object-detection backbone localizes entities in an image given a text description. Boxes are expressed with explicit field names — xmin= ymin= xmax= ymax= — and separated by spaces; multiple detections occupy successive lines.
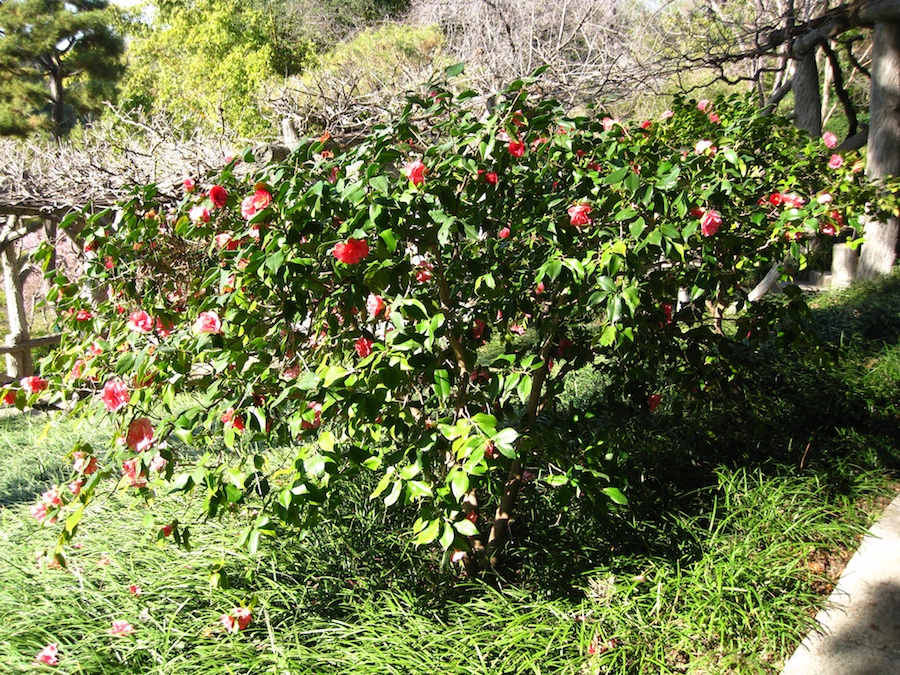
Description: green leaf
xmin=602 ymin=487 xmax=628 ymax=505
xmin=445 ymin=62 xmax=465 ymax=78
xmin=450 ymin=470 xmax=470 ymax=501
xmin=433 ymin=369 xmax=451 ymax=400
xmin=454 ymin=519 xmax=479 ymax=536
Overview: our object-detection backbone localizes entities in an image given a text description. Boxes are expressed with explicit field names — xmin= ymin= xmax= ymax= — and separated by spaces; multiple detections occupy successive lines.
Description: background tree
xmin=0 ymin=0 xmax=124 ymax=138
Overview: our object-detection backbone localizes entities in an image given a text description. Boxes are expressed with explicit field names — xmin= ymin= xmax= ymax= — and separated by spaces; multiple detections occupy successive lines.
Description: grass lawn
xmin=1 ymin=271 xmax=899 ymax=674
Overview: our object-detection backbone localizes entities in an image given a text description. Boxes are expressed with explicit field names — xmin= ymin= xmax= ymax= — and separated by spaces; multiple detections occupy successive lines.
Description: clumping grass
xmin=1 ymin=271 xmax=899 ymax=674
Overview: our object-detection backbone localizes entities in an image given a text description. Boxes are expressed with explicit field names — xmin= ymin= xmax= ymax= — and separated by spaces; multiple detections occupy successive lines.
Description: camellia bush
xmin=14 ymin=66 xmax=898 ymax=573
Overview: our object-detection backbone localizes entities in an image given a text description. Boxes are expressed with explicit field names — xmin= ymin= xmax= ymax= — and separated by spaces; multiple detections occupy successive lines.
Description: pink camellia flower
xmin=68 ymin=479 xmax=83 ymax=495
xmin=831 ymin=211 xmax=846 ymax=227
xmin=700 ymin=209 xmax=723 ymax=237
xmin=73 ymin=451 xmax=98 ymax=475
xmin=42 ymin=487 xmax=62 ymax=507
xmin=221 ymin=408 xmax=245 ymax=432
xmin=241 ymin=188 xmax=272 ymax=220
xmin=660 ymin=110 xmax=674 ymax=120
xmin=149 ymin=454 xmax=168 ymax=473
xmin=404 ymin=160 xmax=427 ymax=186
xmin=21 ymin=376 xmax=48 ymax=395
xmin=34 ymin=643 xmax=59 ymax=666
xmin=109 ymin=621 xmax=135 ymax=637
xmin=126 ymin=417 xmax=154 ymax=452
xmin=708 ymin=113 xmax=720 ymax=124
xmin=510 ymin=324 xmax=526 ymax=336
xmin=366 ymin=293 xmax=385 ymax=319
xmin=129 ymin=584 xmax=142 ymax=596
xmin=301 ymin=401 xmax=322 ymax=430
xmin=122 ymin=457 xmax=147 ymax=488
xmin=183 ymin=178 xmax=196 ymax=193
xmin=823 ymin=132 xmax=838 ymax=148
xmin=648 ymin=394 xmax=662 ymax=412
xmin=415 ymin=261 xmax=433 ymax=283
xmin=127 ymin=309 xmax=153 ymax=333
xmin=817 ymin=192 xmax=833 ymax=204
xmin=208 ymin=185 xmax=228 ymax=208
xmin=189 ymin=205 xmax=210 ymax=224
xmin=193 ymin=310 xmax=222 ymax=334
xmin=507 ymin=140 xmax=526 ymax=157
xmin=215 ymin=232 xmax=236 ymax=250
xmin=781 ymin=193 xmax=805 ymax=208
xmin=75 ymin=309 xmax=93 ymax=321
xmin=3 ymin=390 xmax=15 ymax=405
xmin=568 ymin=203 xmax=592 ymax=227
xmin=697 ymin=99 xmax=711 ymax=112
xmin=30 ymin=501 xmax=50 ymax=524
xmin=450 ymin=550 xmax=466 ymax=563
xmin=535 ymin=281 xmax=545 ymax=295
xmin=821 ymin=222 xmax=838 ymax=236
xmin=355 ymin=337 xmax=374 ymax=358
xmin=498 ymin=227 xmax=511 ymax=239
xmin=828 ymin=154 xmax=844 ymax=169
xmin=602 ymin=117 xmax=616 ymax=131
xmin=101 ymin=380 xmax=129 ymax=412
xmin=282 ymin=364 xmax=301 ymax=380
xmin=332 ymin=238 xmax=369 ymax=265
xmin=694 ymin=139 xmax=713 ymax=155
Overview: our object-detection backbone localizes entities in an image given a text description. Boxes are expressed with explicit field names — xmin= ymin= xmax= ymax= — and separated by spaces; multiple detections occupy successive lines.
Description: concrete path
xmin=782 ymin=493 xmax=900 ymax=675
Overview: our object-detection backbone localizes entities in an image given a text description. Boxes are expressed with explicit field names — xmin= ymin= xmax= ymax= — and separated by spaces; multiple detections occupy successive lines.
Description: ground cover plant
xmin=1 ymin=271 xmax=899 ymax=673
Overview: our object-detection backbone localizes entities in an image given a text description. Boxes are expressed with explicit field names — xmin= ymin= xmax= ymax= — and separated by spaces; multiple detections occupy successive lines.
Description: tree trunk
xmin=860 ymin=21 xmax=900 ymax=279
xmin=48 ymin=58 xmax=65 ymax=139
xmin=831 ymin=243 xmax=858 ymax=287
xmin=793 ymin=50 xmax=823 ymax=137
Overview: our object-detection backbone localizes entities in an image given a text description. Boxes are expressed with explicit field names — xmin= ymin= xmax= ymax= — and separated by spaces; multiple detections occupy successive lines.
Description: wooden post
xmin=1 ymin=217 xmax=32 ymax=378
xmin=860 ymin=21 xmax=900 ymax=279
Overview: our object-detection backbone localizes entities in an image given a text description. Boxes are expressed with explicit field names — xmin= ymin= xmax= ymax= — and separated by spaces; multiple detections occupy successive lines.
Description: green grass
xmin=1 ymin=271 xmax=899 ymax=674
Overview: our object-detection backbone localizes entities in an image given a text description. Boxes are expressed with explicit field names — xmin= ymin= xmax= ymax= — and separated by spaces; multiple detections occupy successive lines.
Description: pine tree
xmin=0 ymin=0 xmax=124 ymax=137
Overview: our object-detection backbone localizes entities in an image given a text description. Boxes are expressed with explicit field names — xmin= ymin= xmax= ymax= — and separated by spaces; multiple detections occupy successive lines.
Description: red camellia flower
xmin=498 ymin=227 xmax=511 ymax=239
xmin=485 ymin=172 xmax=499 ymax=184
xmin=222 ymin=408 xmax=245 ymax=431
xmin=768 ymin=193 xmax=783 ymax=206
xmin=355 ymin=336 xmax=374 ymax=358
xmin=404 ymin=159 xmax=427 ymax=186
xmin=301 ymin=401 xmax=322 ymax=430
xmin=34 ymin=643 xmax=59 ymax=666
xmin=332 ymin=238 xmax=369 ymax=264
xmin=209 ymin=185 xmax=228 ymax=208
xmin=415 ymin=261 xmax=433 ymax=283
xmin=567 ymin=203 xmax=592 ymax=227
xmin=127 ymin=309 xmax=153 ymax=333
xmin=472 ymin=319 xmax=486 ymax=340
xmin=76 ymin=309 xmax=93 ymax=321
xmin=126 ymin=417 xmax=154 ymax=452
xmin=507 ymin=140 xmax=526 ymax=157
xmin=221 ymin=607 xmax=252 ymax=633
xmin=122 ymin=457 xmax=147 ymax=488
xmin=700 ymin=209 xmax=723 ymax=237
xmin=21 ymin=376 xmax=48 ymax=395
xmin=2 ymin=390 xmax=15 ymax=405
xmin=193 ymin=310 xmax=222 ymax=334
xmin=535 ymin=281 xmax=545 ymax=295
xmin=640 ymin=120 xmax=652 ymax=130
xmin=366 ymin=293 xmax=385 ymax=318
xmin=183 ymin=178 xmax=196 ymax=193
xmin=648 ymin=393 xmax=663 ymax=412
xmin=101 ymin=379 xmax=129 ymax=412
xmin=241 ymin=188 xmax=272 ymax=220
xmin=161 ymin=523 xmax=174 ymax=537
xmin=820 ymin=222 xmax=838 ymax=236
xmin=781 ymin=193 xmax=805 ymax=208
